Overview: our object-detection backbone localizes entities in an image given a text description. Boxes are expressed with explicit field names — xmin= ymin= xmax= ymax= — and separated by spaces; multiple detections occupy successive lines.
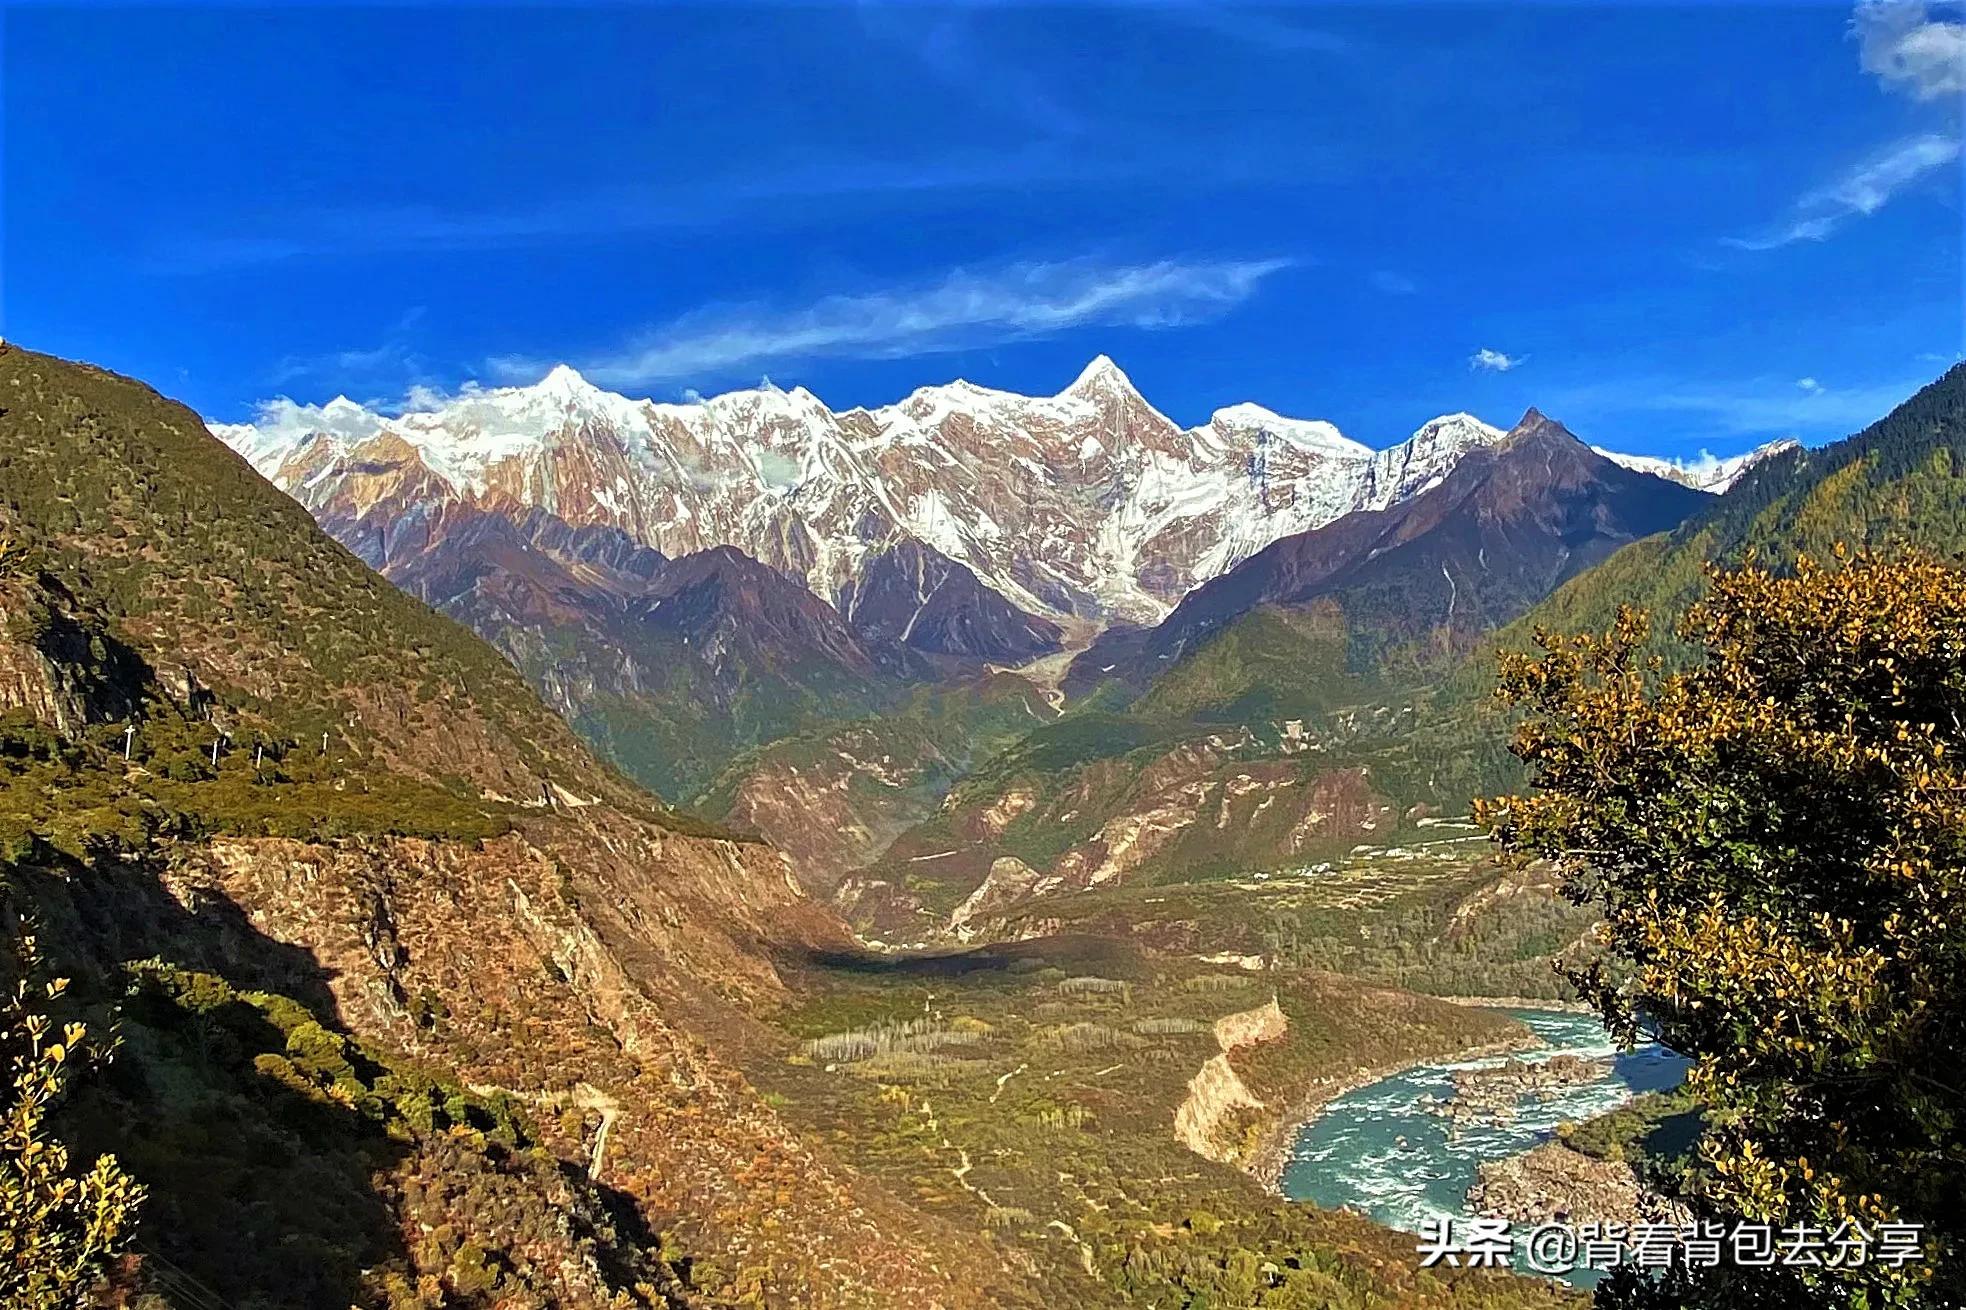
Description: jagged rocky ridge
xmin=1072 ymin=407 xmax=1713 ymax=690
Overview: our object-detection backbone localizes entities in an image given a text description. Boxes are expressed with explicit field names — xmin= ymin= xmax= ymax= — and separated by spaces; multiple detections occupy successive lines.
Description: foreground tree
xmin=0 ymin=913 xmax=143 ymax=1307
xmin=1480 ymin=550 xmax=1966 ymax=1308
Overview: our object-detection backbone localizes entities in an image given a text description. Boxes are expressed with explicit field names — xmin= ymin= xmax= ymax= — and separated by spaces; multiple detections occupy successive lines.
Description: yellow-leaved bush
xmin=0 ymin=917 xmax=143 ymax=1306
xmin=1481 ymin=549 xmax=1965 ymax=1309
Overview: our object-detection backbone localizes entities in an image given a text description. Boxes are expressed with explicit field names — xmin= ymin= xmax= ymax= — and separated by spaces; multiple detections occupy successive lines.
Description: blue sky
xmin=5 ymin=2 xmax=1962 ymax=459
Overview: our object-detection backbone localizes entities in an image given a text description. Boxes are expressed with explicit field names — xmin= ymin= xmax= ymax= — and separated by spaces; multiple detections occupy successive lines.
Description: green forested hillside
xmin=1488 ymin=363 xmax=1966 ymax=661
xmin=0 ymin=346 xmax=657 ymax=809
xmin=1421 ymin=362 xmax=1966 ymax=791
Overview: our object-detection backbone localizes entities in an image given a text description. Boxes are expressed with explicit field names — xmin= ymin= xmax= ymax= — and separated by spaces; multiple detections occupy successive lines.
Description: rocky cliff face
xmin=157 ymin=822 xmax=1004 ymax=1306
xmin=1174 ymin=999 xmax=1289 ymax=1162
xmin=0 ymin=569 xmax=151 ymax=733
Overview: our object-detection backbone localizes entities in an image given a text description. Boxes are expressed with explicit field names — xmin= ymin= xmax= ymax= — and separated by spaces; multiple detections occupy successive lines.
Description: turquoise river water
xmin=1280 ymin=1009 xmax=1687 ymax=1283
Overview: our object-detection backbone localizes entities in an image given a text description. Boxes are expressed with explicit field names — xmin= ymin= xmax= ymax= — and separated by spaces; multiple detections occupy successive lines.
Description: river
xmin=1280 ymin=1009 xmax=1687 ymax=1282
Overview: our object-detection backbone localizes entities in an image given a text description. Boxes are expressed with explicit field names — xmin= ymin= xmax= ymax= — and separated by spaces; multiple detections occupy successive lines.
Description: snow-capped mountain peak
xmin=537 ymin=362 xmax=592 ymax=392
xmin=214 ymin=360 xmax=1764 ymax=635
xmin=1351 ymin=412 xmax=1510 ymax=508
xmin=1592 ymin=436 xmax=1798 ymax=493
xmin=1062 ymin=353 xmax=1136 ymax=398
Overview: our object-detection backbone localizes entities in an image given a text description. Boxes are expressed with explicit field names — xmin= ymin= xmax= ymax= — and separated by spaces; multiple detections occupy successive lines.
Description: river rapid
xmin=1280 ymin=1009 xmax=1686 ymax=1252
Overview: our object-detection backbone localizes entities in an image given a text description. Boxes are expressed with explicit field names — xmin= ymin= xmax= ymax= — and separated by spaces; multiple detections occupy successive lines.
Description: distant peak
xmin=1407 ymin=412 xmax=1506 ymax=446
xmin=537 ymin=363 xmax=594 ymax=392
xmin=1212 ymin=401 xmax=1286 ymax=425
xmin=1209 ymin=402 xmax=1370 ymax=458
xmin=1063 ymin=354 xmax=1137 ymax=397
xmin=1506 ymin=407 xmax=1575 ymax=443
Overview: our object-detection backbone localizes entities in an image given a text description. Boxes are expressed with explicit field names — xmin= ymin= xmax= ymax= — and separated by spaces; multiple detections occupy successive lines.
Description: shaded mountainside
xmin=1072 ymin=409 xmax=1709 ymax=697
xmin=839 ymin=536 xmax=1064 ymax=664
xmin=371 ymin=502 xmax=931 ymax=799
xmin=0 ymin=345 xmax=1031 ymax=1308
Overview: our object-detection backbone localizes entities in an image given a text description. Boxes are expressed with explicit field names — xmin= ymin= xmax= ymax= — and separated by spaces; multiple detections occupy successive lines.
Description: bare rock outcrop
xmin=1469 ymin=1141 xmax=1689 ymax=1229
xmin=1174 ymin=998 xmax=1289 ymax=1162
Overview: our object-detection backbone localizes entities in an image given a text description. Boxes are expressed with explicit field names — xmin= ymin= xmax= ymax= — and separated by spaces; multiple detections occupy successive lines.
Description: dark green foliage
xmin=59 ymin=961 xmax=681 ymax=1309
xmin=0 ymin=700 xmax=511 ymax=857
xmin=1559 ymin=1089 xmax=1703 ymax=1170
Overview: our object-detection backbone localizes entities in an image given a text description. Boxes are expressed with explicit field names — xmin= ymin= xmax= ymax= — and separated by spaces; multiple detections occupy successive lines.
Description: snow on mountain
xmin=1591 ymin=438 xmax=1799 ymax=493
xmin=1205 ymin=403 xmax=1371 ymax=460
xmin=212 ymin=359 xmax=1748 ymax=633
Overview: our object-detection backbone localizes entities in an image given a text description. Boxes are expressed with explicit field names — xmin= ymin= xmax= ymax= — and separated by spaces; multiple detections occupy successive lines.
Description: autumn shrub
xmin=0 ymin=919 xmax=143 ymax=1305
xmin=1483 ymin=550 xmax=1966 ymax=1308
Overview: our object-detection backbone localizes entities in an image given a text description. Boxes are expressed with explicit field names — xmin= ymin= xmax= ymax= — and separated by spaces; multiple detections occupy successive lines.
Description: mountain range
xmin=832 ymin=404 xmax=1717 ymax=936
xmin=837 ymin=364 xmax=1966 ymax=939
xmin=10 ymin=340 xmax=1958 ymax=1307
xmin=2 ymin=342 xmax=1598 ymax=1310
xmin=214 ymin=357 xmax=1781 ymax=638
xmin=213 ymin=357 xmax=1787 ymax=796
xmin=1072 ymin=407 xmax=1712 ymax=693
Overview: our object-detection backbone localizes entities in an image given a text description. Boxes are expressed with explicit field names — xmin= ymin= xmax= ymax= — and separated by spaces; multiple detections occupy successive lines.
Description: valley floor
xmin=742 ymin=914 xmax=1587 ymax=1309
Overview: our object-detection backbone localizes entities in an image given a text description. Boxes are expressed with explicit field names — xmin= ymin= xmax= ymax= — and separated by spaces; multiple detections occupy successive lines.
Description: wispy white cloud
xmin=1727 ymin=3 xmax=1961 ymax=252
xmin=492 ymin=256 xmax=1293 ymax=389
xmin=1469 ymin=347 xmax=1525 ymax=373
xmin=1855 ymin=0 xmax=1966 ymax=101
xmin=1797 ymin=376 xmax=1825 ymax=393
xmin=1726 ymin=133 xmax=1961 ymax=249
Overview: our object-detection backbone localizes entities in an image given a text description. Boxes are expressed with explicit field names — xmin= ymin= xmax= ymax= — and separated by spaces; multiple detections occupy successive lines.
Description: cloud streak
xmin=1726 ymin=133 xmax=1961 ymax=249
xmin=493 ymin=256 xmax=1293 ymax=389
xmin=1727 ymin=4 xmax=1961 ymax=252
